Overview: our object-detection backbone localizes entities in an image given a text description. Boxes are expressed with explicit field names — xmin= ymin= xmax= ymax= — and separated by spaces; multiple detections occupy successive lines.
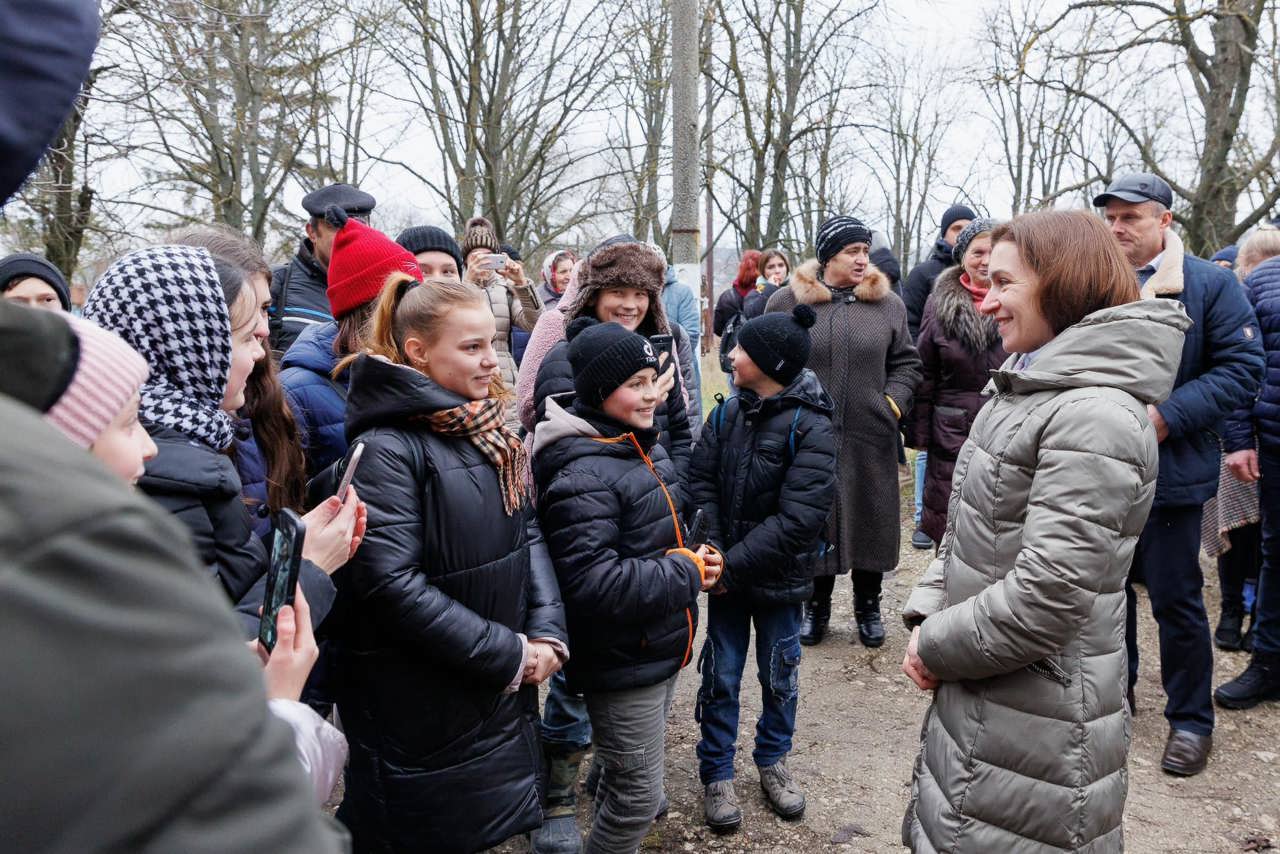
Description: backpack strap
xmin=787 ymin=408 xmax=801 ymax=460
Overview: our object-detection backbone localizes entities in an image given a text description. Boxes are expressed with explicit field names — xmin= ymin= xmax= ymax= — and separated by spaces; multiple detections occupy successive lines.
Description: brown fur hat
xmin=566 ymin=240 xmax=670 ymax=336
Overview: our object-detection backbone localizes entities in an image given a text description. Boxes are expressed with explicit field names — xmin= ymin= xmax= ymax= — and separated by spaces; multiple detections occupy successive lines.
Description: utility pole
xmin=670 ymin=0 xmax=700 ymax=279
xmin=701 ymin=9 xmax=715 ymax=356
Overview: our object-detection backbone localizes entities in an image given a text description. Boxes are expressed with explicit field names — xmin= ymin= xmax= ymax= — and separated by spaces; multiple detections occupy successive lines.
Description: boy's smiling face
xmin=602 ymin=367 xmax=659 ymax=430
xmin=730 ymin=344 xmax=770 ymax=393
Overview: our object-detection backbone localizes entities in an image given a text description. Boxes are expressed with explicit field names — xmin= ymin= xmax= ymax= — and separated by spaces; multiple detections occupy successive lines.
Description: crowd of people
xmin=4 ymin=6 xmax=1280 ymax=854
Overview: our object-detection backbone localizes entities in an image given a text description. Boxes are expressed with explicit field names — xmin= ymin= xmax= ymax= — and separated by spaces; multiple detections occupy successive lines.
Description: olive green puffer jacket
xmin=902 ymin=299 xmax=1189 ymax=853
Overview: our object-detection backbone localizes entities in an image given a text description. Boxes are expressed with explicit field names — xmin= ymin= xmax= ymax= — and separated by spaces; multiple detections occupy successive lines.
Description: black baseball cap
xmin=1093 ymin=173 xmax=1173 ymax=209
xmin=301 ymin=183 xmax=376 ymax=220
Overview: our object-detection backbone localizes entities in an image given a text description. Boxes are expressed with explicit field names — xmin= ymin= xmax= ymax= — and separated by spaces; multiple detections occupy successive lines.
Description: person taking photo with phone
xmin=330 ymin=273 xmax=568 ymax=853
xmin=533 ymin=317 xmax=721 ymax=854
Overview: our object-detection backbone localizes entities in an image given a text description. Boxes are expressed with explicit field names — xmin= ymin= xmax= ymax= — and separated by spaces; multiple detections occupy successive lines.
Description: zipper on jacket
xmin=1027 ymin=657 xmax=1072 ymax=687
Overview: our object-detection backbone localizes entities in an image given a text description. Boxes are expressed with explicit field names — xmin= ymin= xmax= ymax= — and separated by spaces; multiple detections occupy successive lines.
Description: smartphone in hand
xmin=478 ymin=253 xmax=509 ymax=271
xmin=335 ymin=442 xmax=365 ymax=503
xmin=686 ymin=508 xmax=706 ymax=550
xmin=649 ymin=333 xmax=674 ymax=364
xmin=259 ymin=509 xmax=306 ymax=653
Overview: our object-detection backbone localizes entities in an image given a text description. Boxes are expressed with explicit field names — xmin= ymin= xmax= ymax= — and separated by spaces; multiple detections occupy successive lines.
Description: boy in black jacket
xmin=688 ymin=304 xmax=836 ymax=832
xmin=533 ymin=317 xmax=723 ymax=853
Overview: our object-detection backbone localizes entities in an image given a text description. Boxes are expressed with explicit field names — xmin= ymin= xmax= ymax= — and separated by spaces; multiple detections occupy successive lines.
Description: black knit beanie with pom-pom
xmin=735 ymin=304 xmax=816 ymax=385
xmin=567 ymin=316 xmax=660 ymax=409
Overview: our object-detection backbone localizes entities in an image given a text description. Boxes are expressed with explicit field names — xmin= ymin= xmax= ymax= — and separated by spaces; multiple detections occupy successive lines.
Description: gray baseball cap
xmin=1093 ymin=173 xmax=1173 ymax=208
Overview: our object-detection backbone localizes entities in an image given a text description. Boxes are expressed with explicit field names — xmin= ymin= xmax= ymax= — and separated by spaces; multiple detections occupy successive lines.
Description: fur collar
xmin=928 ymin=267 xmax=1001 ymax=354
xmin=1141 ymin=228 xmax=1185 ymax=298
xmin=791 ymin=258 xmax=892 ymax=305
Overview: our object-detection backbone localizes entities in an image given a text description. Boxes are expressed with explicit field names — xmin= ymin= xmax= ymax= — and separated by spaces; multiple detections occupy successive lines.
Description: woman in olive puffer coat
xmin=901 ymin=211 xmax=1189 ymax=853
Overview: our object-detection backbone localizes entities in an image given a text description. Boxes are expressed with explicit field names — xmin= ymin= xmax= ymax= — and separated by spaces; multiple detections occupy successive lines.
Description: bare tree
xmin=112 ymin=0 xmax=332 ymax=242
xmin=374 ymin=0 xmax=618 ymax=255
xmin=706 ymin=0 xmax=877 ymax=249
xmin=1028 ymin=0 xmax=1280 ymax=254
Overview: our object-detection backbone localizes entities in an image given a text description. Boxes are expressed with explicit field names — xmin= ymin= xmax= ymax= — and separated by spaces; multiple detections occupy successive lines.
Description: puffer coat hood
xmin=533 ymin=395 xmax=701 ymax=694
xmin=688 ymin=370 xmax=837 ymax=603
xmin=902 ymin=298 xmax=1189 ymax=853
xmin=335 ymin=353 xmax=567 ymax=852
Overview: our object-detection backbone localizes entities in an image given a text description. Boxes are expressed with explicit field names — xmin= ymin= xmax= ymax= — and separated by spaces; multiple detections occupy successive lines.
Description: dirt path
xmin=499 ymin=481 xmax=1280 ymax=853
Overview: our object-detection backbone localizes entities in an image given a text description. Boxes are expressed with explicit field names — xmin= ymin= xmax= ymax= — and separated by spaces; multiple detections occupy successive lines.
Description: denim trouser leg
xmin=583 ymin=676 xmax=678 ymax=854
xmin=1125 ymin=504 xmax=1215 ymax=736
xmin=696 ymin=591 xmax=803 ymax=784
xmin=913 ymin=450 xmax=928 ymax=526
xmin=541 ymin=669 xmax=593 ymax=750
xmin=1251 ymin=449 xmax=1280 ymax=654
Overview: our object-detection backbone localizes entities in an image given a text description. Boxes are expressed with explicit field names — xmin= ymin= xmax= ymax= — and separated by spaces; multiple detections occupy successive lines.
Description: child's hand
xmin=696 ymin=544 xmax=722 ymax=592
xmin=655 ymin=354 xmax=677 ymax=400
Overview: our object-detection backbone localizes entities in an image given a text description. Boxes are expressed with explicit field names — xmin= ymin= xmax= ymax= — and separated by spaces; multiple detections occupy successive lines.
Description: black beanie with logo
xmin=567 ymin=317 xmax=660 ymax=408
xmin=735 ymin=304 xmax=817 ymax=385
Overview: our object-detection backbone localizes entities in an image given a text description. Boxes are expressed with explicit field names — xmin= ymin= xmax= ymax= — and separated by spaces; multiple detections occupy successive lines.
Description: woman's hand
xmin=522 ymin=640 xmax=562 ymax=685
xmin=301 ymin=486 xmax=365 ymax=574
xmin=696 ymin=545 xmax=723 ymax=592
xmin=1226 ymin=449 xmax=1260 ymax=483
xmin=463 ymin=263 xmax=488 ymax=288
xmin=500 ymin=258 xmax=528 ymax=289
xmin=655 ymin=352 xmax=677 ymax=400
xmin=902 ymin=626 xmax=939 ymax=691
xmin=253 ymin=586 xmax=319 ymax=702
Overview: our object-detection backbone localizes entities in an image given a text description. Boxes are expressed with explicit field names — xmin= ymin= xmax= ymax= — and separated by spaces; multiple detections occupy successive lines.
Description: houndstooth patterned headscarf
xmin=84 ymin=245 xmax=236 ymax=450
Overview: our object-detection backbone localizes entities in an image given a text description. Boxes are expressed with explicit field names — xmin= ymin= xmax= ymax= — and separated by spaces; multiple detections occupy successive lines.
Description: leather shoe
xmin=1160 ymin=729 xmax=1211 ymax=777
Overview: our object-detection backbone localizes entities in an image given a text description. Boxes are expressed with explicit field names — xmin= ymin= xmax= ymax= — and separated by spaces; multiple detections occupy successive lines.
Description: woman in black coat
xmin=334 ymin=274 xmax=568 ymax=854
xmin=84 ymin=243 xmax=361 ymax=633
xmin=906 ymin=219 xmax=1007 ymax=544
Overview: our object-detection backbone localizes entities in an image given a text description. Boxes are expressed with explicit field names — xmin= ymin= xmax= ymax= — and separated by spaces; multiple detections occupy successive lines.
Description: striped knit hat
xmin=44 ymin=314 xmax=149 ymax=448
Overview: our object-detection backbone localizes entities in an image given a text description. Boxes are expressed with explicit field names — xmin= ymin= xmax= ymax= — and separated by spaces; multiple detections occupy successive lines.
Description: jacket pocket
xmin=1027 ymin=657 xmax=1072 ymax=687
xmin=930 ymin=405 xmax=971 ymax=456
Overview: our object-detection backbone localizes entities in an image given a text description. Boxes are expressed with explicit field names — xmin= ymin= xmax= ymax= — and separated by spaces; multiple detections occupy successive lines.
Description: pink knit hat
xmin=44 ymin=314 xmax=150 ymax=448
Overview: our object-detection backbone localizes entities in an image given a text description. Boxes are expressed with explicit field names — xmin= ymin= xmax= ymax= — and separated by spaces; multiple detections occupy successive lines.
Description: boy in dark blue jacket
xmin=688 ymin=304 xmax=836 ymax=832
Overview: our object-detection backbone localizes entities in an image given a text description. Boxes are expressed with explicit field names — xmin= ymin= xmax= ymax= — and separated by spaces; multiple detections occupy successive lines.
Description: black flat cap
xmin=1093 ymin=173 xmax=1173 ymax=209
xmin=301 ymin=183 xmax=376 ymax=219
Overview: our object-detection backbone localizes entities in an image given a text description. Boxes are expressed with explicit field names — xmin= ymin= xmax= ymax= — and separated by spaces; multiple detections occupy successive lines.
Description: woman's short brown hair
xmin=757 ymin=249 xmax=790 ymax=278
xmin=991 ymin=210 xmax=1139 ymax=334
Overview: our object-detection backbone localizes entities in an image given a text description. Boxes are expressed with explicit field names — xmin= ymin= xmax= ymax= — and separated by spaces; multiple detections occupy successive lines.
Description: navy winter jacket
xmin=279 ymin=321 xmax=350 ymax=479
xmin=1146 ymin=246 xmax=1263 ymax=506
xmin=231 ymin=419 xmax=273 ymax=542
xmin=903 ymin=239 xmax=954 ymax=340
xmin=688 ymin=370 xmax=837 ymax=604
xmin=1225 ymin=256 xmax=1280 ymax=453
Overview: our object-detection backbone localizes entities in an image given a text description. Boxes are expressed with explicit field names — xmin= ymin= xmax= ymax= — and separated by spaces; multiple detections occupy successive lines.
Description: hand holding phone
xmin=478 ymin=253 xmax=509 ymax=271
xmin=649 ymin=333 xmax=674 ymax=363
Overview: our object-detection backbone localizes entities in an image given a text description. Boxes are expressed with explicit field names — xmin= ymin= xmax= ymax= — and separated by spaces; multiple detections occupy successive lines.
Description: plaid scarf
xmin=426 ymin=398 xmax=528 ymax=515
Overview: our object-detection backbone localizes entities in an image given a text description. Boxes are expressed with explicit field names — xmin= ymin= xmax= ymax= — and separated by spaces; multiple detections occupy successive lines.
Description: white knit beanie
xmin=44 ymin=314 xmax=149 ymax=448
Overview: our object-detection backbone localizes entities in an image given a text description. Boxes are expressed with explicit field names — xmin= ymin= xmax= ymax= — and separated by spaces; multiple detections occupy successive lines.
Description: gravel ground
xmin=494 ymin=471 xmax=1280 ymax=854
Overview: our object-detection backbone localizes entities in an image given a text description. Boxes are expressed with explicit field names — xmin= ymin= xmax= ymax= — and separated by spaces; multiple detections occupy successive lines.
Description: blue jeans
xmin=1125 ymin=504 xmax=1215 ymax=735
xmin=1252 ymin=449 xmax=1280 ymax=655
xmin=695 ymin=591 xmax=802 ymax=784
xmin=540 ymin=670 xmax=593 ymax=750
xmin=913 ymin=450 xmax=928 ymax=526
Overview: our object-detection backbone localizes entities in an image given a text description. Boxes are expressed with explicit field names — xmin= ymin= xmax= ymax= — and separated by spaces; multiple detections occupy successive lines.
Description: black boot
xmin=1214 ymin=650 xmax=1280 ymax=710
xmin=854 ymin=594 xmax=886 ymax=648
xmin=799 ymin=598 xmax=830 ymax=646
xmin=1215 ymin=601 xmax=1245 ymax=651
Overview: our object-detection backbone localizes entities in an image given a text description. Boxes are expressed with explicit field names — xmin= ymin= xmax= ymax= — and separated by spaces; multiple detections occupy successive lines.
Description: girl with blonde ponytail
xmin=330 ymin=272 xmax=569 ymax=852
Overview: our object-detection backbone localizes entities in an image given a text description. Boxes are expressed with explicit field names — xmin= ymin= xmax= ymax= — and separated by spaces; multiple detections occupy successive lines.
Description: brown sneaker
xmin=1160 ymin=729 xmax=1211 ymax=777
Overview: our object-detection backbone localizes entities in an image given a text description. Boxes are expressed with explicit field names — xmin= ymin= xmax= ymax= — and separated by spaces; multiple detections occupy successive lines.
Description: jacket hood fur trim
xmin=791 ymin=258 xmax=892 ymax=305
xmin=1142 ymin=228 xmax=1185 ymax=298
xmin=929 ymin=267 xmax=1001 ymax=355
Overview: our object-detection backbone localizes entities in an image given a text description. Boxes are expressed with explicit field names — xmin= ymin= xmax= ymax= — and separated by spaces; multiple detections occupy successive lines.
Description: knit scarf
xmin=426 ymin=397 xmax=529 ymax=515
xmin=83 ymin=245 xmax=236 ymax=450
xmin=958 ymin=272 xmax=990 ymax=309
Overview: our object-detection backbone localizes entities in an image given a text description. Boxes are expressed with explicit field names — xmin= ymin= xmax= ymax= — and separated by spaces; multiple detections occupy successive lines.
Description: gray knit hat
xmin=952 ymin=218 xmax=1001 ymax=265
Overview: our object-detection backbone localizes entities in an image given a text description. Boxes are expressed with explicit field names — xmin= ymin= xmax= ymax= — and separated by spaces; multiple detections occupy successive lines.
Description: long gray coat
xmin=902 ymin=299 xmax=1190 ymax=853
xmin=766 ymin=259 xmax=921 ymax=574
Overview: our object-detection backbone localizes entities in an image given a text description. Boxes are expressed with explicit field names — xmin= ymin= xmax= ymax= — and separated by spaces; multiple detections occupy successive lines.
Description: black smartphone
xmin=258 ymin=508 xmax=307 ymax=653
xmin=649 ymin=333 xmax=674 ymax=364
xmin=686 ymin=508 xmax=706 ymax=549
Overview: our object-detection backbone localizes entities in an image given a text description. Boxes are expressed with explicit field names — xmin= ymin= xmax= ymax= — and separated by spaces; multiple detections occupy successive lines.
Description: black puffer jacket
xmin=689 ymin=371 xmax=837 ymax=604
xmin=335 ymin=354 xmax=567 ymax=854
xmin=139 ymin=426 xmax=336 ymax=635
xmin=903 ymin=239 xmax=954 ymax=339
xmin=533 ymin=336 xmax=693 ymax=476
xmin=533 ymin=396 xmax=702 ymax=694
xmin=269 ymin=239 xmax=331 ymax=356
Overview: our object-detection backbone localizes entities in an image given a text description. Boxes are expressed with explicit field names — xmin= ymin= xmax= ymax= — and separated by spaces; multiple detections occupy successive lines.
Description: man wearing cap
xmin=1097 ymin=172 xmax=1264 ymax=776
xmin=269 ymin=183 xmax=377 ymax=356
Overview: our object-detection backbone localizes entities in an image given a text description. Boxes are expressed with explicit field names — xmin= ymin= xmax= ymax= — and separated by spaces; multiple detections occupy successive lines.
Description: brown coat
xmin=765 ymin=259 xmax=922 ymax=574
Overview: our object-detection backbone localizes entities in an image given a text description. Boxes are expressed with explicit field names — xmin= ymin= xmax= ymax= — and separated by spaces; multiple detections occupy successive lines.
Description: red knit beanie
xmin=324 ymin=206 xmax=423 ymax=318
